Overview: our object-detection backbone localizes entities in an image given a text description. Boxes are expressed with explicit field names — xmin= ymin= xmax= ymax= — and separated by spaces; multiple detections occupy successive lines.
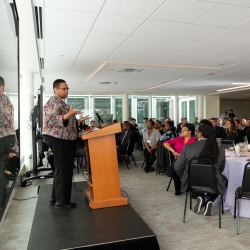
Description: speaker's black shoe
xmin=49 ymin=198 xmax=56 ymax=204
xmin=55 ymin=202 xmax=76 ymax=208
xmin=174 ymin=191 xmax=182 ymax=196
xmin=143 ymin=167 xmax=149 ymax=173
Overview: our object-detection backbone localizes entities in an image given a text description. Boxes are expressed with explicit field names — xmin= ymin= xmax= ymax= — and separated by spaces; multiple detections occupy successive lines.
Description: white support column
xmin=122 ymin=94 xmax=128 ymax=121
xmin=149 ymin=95 xmax=152 ymax=118
xmin=174 ymin=95 xmax=179 ymax=124
xmin=20 ymin=71 xmax=34 ymax=171
xmin=197 ymin=95 xmax=203 ymax=120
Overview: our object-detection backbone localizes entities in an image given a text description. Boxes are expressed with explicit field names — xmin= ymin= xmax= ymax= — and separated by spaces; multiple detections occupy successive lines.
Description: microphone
xmin=94 ymin=110 xmax=104 ymax=123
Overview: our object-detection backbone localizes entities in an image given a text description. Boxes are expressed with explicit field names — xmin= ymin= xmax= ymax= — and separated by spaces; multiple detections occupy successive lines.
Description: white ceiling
xmin=38 ymin=0 xmax=250 ymax=98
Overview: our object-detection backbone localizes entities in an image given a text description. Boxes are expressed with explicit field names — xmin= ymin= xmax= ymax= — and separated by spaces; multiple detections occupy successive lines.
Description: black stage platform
xmin=27 ymin=181 xmax=160 ymax=250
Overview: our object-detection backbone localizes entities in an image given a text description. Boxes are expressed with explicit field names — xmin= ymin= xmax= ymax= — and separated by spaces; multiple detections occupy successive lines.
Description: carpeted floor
xmin=1 ymin=149 xmax=250 ymax=250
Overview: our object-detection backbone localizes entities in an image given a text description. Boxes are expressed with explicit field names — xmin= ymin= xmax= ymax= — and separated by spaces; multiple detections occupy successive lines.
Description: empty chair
xmin=234 ymin=162 xmax=250 ymax=235
xmin=220 ymin=140 xmax=235 ymax=150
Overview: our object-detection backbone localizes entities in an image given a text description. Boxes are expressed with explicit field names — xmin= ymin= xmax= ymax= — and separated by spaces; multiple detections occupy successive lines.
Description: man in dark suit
xmin=174 ymin=124 xmax=227 ymax=216
xmin=116 ymin=121 xmax=134 ymax=155
xmin=210 ymin=118 xmax=226 ymax=139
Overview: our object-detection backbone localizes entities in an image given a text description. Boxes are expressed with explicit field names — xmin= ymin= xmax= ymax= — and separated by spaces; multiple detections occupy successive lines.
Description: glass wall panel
xmin=189 ymin=100 xmax=195 ymax=122
xmin=152 ymin=96 xmax=172 ymax=123
xmin=137 ymin=97 xmax=149 ymax=124
xmin=181 ymin=101 xmax=187 ymax=118
xmin=128 ymin=97 xmax=131 ymax=121
xmin=66 ymin=96 xmax=90 ymax=124
xmin=111 ymin=96 xmax=122 ymax=121
xmin=95 ymin=96 xmax=111 ymax=124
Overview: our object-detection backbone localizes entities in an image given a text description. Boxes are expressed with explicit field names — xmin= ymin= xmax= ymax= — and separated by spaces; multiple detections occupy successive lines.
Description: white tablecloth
xmin=219 ymin=154 xmax=250 ymax=218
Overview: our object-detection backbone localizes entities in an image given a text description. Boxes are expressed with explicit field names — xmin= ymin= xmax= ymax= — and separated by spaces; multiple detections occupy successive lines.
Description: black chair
xmin=183 ymin=158 xmax=224 ymax=229
xmin=220 ymin=140 xmax=235 ymax=150
xmin=166 ymin=150 xmax=174 ymax=190
xmin=127 ymin=136 xmax=137 ymax=167
xmin=119 ymin=139 xmax=136 ymax=170
xmin=234 ymin=162 xmax=250 ymax=235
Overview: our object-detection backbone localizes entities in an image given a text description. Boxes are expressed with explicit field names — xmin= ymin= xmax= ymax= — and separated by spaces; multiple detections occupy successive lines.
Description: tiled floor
xmin=1 ymin=150 xmax=250 ymax=250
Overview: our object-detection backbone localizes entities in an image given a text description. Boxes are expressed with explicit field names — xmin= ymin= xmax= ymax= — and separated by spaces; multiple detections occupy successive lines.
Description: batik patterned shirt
xmin=0 ymin=93 xmax=15 ymax=138
xmin=42 ymin=95 xmax=77 ymax=140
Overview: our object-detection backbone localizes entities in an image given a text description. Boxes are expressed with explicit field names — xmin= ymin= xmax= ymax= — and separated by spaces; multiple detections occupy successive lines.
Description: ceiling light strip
xmin=232 ymin=83 xmax=250 ymax=85
xmin=143 ymin=78 xmax=183 ymax=91
xmin=217 ymin=85 xmax=250 ymax=92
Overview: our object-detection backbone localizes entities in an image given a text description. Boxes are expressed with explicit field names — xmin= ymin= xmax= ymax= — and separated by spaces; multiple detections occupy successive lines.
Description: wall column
xmin=196 ymin=95 xmax=203 ymax=120
xmin=174 ymin=95 xmax=179 ymax=124
xmin=122 ymin=93 xmax=128 ymax=121
xmin=20 ymin=71 xmax=34 ymax=171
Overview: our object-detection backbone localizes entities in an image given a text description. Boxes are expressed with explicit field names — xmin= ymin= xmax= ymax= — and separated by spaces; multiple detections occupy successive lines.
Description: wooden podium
xmin=82 ymin=123 xmax=128 ymax=209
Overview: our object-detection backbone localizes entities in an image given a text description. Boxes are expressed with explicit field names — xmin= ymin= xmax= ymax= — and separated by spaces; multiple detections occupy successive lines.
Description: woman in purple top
xmin=163 ymin=123 xmax=196 ymax=195
xmin=43 ymin=79 xmax=89 ymax=208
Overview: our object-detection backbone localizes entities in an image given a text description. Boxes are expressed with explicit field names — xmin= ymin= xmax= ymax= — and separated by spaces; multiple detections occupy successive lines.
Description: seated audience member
xmin=234 ymin=119 xmax=244 ymax=143
xmin=193 ymin=117 xmax=200 ymax=127
xmin=163 ymin=123 xmax=196 ymax=195
xmin=139 ymin=117 xmax=148 ymax=134
xmin=209 ymin=118 xmax=226 ymax=138
xmin=200 ymin=119 xmax=212 ymax=127
xmin=174 ymin=124 xmax=227 ymax=216
xmin=177 ymin=118 xmax=187 ymax=134
xmin=89 ymin=120 xmax=99 ymax=131
xmin=217 ymin=118 xmax=222 ymax=127
xmin=116 ymin=121 xmax=134 ymax=156
xmin=246 ymin=127 xmax=250 ymax=144
xmin=244 ymin=118 xmax=250 ymax=135
xmin=157 ymin=120 xmax=178 ymax=174
xmin=223 ymin=120 xmax=238 ymax=143
xmin=115 ymin=120 xmax=123 ymax=141
xmin=160 ymin=121 xmax=177 ymax=142
xmin=78 ymin=120 xmax=89 ymax=131
xmin=130 ymin=118 xmax=140 ymax=148
xmin=154 ymin=120 xmax=164 ymax=135
xmin=143 ymin=120 xmax=160 ymax=173
xmin=37 ymin=138 xmax=49 ymax=167
xmin=163 ymin=117 xmax=176 ymax=133
xmin=240 ymin=118 xmax=247 ymax=130
xmin=222 ymin=118 xmax=228 ymax=129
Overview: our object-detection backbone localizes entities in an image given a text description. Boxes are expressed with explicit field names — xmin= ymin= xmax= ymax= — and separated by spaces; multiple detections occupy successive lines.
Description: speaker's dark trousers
xmin=43 ymin=135 xmax=75 ymax=204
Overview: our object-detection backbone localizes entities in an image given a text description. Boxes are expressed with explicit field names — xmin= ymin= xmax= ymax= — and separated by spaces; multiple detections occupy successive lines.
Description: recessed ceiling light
xmin=142 ymin=78 xmax=183 ymax=91
xmin=217 ymin=85 xmax=250 ymax=92
xmin=99 ymin=82 xmax=118 ymax=85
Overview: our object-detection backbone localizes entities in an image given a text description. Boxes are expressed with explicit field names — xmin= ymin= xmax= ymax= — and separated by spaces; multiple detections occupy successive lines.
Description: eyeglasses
xmin=59 ymin=88 xmax=70 ymax=91
xmin=182 ymin=129 xmax=190 ymax=132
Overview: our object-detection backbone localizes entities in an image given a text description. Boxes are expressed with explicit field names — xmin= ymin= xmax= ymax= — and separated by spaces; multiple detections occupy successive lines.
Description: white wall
xmin=220 ymin=99 xmax=250 ymax=119
xmin=203 ymin=95 xmax=220 ymax=119
xmin=20 ymin=71 xmax=34 ymax=171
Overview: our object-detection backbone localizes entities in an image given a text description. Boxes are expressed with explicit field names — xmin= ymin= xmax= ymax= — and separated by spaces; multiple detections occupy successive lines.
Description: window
xmin=95 ymin=96 xmax=111 ymax=124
